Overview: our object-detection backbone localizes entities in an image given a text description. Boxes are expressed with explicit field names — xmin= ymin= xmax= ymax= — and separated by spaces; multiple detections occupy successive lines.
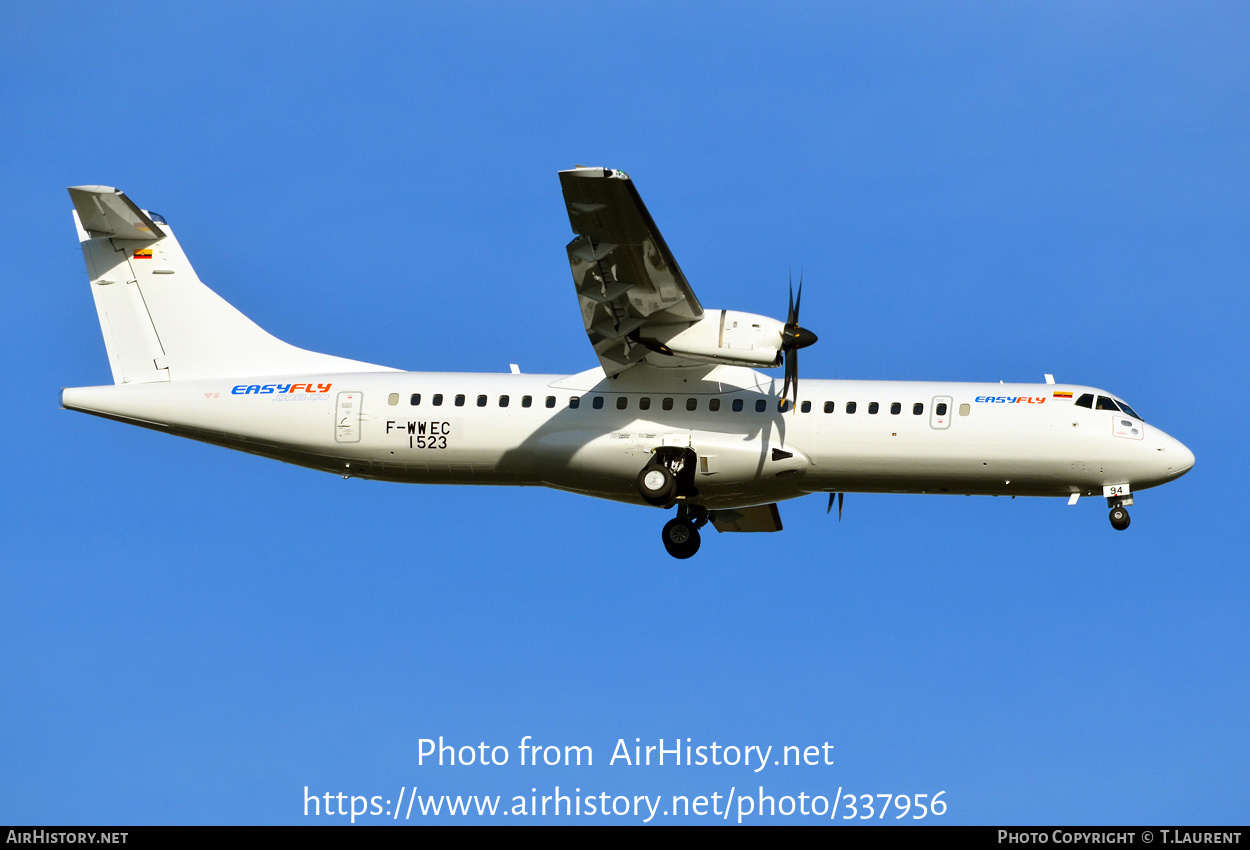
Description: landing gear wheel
xmin=637 ymin=465 xmax=676 ymax=506
xmin=661 ymin=518 xmax=701 ymax=559
xmin=1109 ymin=506 xmax=1130 ymax=531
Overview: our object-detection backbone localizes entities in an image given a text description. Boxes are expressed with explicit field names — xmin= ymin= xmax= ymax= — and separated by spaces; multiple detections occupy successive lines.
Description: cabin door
xmin=336 ymin=391 xmax=362 ymax=443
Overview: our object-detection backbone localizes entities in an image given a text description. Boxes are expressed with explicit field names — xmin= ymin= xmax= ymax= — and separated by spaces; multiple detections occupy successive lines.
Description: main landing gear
xmin=637 ymin=464 xmax=676 ymax=506
xmin=662 ymin=504 xmax=710 ymax=559
xmin=636 ymin=447 xmax=697 ymax=507
xmin=636 ymin=448 xmax=707 ymax=559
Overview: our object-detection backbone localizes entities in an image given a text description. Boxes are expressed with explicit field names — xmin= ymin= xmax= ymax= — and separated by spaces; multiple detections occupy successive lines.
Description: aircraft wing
xmin=559 ymin=167 xmax=703 ymax=375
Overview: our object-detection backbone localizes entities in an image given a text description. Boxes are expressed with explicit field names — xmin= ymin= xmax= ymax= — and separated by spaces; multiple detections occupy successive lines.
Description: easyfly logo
xmin=974 ymin=396 xmax=1046 ymax=404
xmin=231 ymin=383 xmax=333 ymax=395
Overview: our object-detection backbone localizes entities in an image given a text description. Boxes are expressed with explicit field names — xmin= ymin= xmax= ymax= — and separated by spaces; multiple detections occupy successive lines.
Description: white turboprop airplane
xmin=62 ymin=168 xmax=1194 ymax=558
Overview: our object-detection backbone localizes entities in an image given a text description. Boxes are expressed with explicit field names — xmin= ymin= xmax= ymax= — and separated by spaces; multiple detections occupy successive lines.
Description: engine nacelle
xmin=647 ymin=310 xmax=785 ymax=368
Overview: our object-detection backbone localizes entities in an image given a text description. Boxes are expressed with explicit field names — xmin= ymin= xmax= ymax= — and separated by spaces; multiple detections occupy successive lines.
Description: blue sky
xmin=2 ymin=2 xmax=1246 ymax=824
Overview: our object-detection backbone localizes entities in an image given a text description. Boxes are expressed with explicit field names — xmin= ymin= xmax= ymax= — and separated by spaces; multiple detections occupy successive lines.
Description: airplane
xmin=61 ymin=168 xmax=1194 ymax=559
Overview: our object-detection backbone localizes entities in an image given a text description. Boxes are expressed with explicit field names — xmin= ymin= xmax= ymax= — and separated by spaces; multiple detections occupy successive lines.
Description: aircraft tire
xmin=1109 ymin=507 xmax=1130 ymax=531
xmin=662 ymin=518 xmax=701 ymax=559
xmin=638 ymin=465 xmax=676 ymax=506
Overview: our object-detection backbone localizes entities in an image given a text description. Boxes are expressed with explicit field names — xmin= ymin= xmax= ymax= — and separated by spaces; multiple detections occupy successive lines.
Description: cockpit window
xmin=1117 ymin=400 xmax=1142 ymax=420
xmin=1096 ymin=396 xmax=1120 ymax=411
xmin=1075 ymin=393 xmax=1093 ymax=409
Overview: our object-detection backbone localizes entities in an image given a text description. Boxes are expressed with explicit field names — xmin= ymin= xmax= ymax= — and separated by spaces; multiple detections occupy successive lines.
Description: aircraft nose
xmin=1173 ymin=439 xmax=1196 ymax=477
xmin=1153 ymin=430 xmax=1195 ymax=481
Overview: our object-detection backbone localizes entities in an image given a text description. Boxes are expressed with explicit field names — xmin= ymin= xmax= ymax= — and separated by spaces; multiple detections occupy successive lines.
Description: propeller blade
xmin=788 ymin=348 xmax=799 ymax=411
xmin=780 ymin=268 xmax=816 ymax=413
xmin=827 ymin=493 xmax=835 ymax=514
xmin=838 ymin=492 xmax=844 ymax=521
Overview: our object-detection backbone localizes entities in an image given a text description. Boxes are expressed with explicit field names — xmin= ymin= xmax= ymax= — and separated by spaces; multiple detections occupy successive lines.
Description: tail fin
xmin=69 ymin=186 xmax=395 ymax=384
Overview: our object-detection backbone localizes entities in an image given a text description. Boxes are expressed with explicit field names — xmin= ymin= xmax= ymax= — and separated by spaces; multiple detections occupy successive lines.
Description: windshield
xmin=1116 ymin=399 xmax=1142 ymax=420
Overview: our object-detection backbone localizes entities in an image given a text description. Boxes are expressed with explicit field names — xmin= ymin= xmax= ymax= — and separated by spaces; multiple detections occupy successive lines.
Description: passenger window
xmin=709 ymin=398 xmax=721 ymax=412
xmin=959 ymin=403 xmax=970 ymax=416
xmin=592 ymin=396 xmax=604 ymax=409
xmin=476 ymin=394 xmax=487 ymax=407
xmin=545 ymin=396 xmax=555 ymax=408
xmin=686 ymin=398 xmax=697 ymax=411
xmin=801 ymin=400 xmax=812 ymax=413
xmin=569 ymin=396 xmax=580 ymax=409
xmin=824 ymin=401 xmax=835 ymax=413
xmin=433 ymin=393 xmax=444 ymax=406
xmin=639 ymin=397 xmax=651 ymax=411
xmin=732 ymin=399 xmax=744 ymax=412
xmin=778 ymin=399 xmax=790 ymax=412
xmin=499 ymin=395 xmax=509 ymax=407
xmin=410 ymin=393 xmax=421 ymax=406
xmin=454 ymin=394 xmax=466 ymax=407
xmin=388 ymin=392 xmax=399 ymax=406
xmin=755 ymin=399 xmax=767 ymax=412
xmin=662 ymin=398 xmax=674 ymax=411
xmin=868 ymin=402 xmax=879 ymax=414
xmin=890 ymin=402 xmax=901 ymax=415
xmin=936 ymin=402 xmax=947 ymax=416
xmin=846 ymin=401 xmax=857 ymax=414
xmin=616 ymin=397 xmax=628 ymax=410
xmin=521 ymin=395 xmax=532 ymax=408
xmin=1096 ymin=396 xmax=1120 ymax=411
xmin=913 ymin=403 xmax=923 ymax=415
xmin=1075 ymin=393 xmax=1094 ymax=409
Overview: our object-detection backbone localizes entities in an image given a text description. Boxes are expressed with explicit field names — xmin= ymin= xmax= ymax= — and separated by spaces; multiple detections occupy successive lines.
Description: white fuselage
xmin=61 ymin=364 xmax=1194 ymax=510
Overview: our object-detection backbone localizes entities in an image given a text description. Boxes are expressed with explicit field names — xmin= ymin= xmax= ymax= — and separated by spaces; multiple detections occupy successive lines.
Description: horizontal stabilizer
xmin=69 ymin=186 xmax=166 ymax=241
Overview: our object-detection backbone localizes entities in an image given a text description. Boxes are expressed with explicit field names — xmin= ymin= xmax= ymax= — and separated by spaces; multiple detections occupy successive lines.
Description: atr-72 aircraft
xmin=62 ymin=168 xmax=1194 ymax=558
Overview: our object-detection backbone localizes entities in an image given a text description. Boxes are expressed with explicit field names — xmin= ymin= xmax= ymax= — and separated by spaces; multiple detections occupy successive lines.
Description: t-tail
xmin=67 ymin=185 xmax=394 ymax=384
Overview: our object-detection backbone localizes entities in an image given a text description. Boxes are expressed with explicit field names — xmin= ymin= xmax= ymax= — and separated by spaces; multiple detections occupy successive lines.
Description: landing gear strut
xmin=661 ymin=504 xmax=709 ymax=559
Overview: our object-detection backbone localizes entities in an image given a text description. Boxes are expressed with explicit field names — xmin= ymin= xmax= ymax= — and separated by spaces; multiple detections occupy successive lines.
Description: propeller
xmin=826 ymin=492 xmax=844 ymax=521
xmin=780 ymin=270 xmax=819 ymax=411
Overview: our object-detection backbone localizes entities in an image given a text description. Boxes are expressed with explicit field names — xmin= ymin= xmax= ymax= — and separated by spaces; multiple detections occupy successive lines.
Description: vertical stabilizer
xmin=69 ymin=186 xmax=395 ymax=384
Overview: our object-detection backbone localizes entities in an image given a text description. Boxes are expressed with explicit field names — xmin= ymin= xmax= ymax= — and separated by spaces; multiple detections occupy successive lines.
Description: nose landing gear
xmin=1107 ymin=490 xmax=1133 ymax=531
